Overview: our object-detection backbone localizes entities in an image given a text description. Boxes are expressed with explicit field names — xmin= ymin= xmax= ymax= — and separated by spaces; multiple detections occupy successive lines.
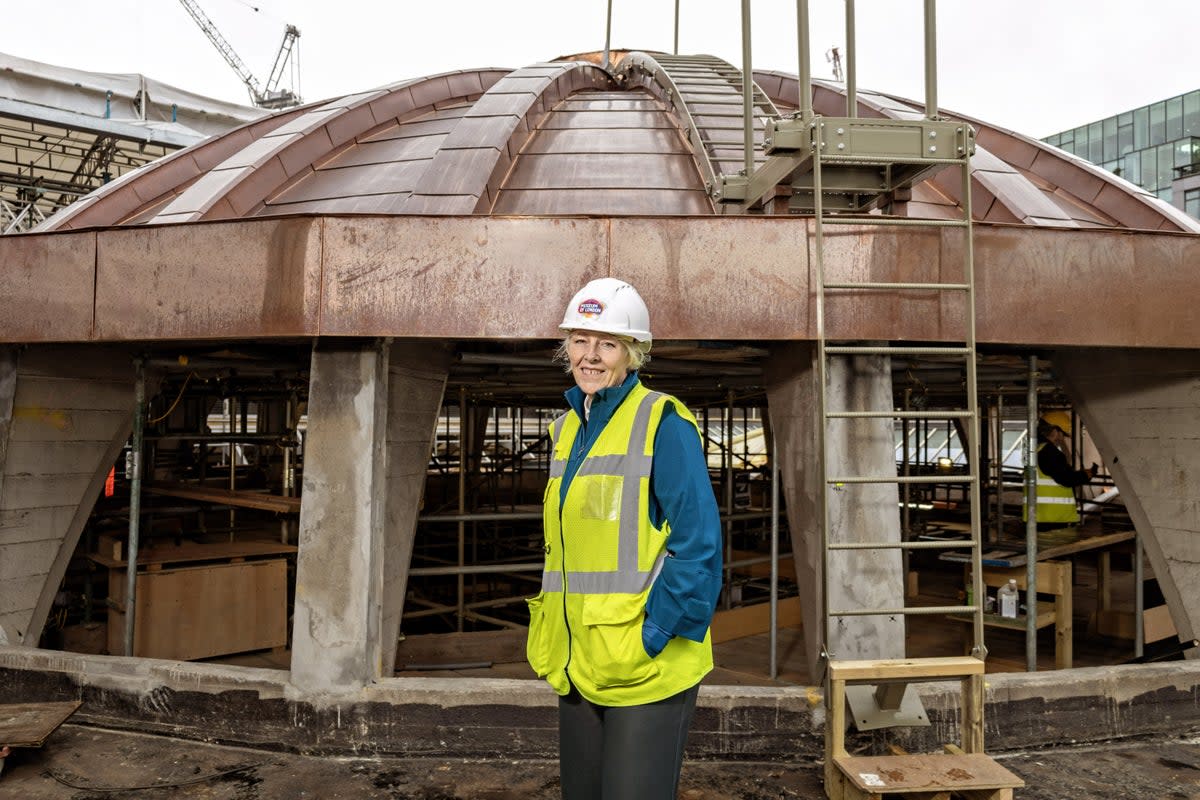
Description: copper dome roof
xmin=38 ymin=52 xmax=1200 ymax=233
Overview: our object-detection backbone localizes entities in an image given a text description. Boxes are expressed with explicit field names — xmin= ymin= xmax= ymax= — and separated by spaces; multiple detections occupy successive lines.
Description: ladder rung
xmin=825 ymin=346 xmax=972 ymax=356
xmin=827 ymin=410 xmax=973 ymax=419
xmin=828 ymin=540 xmax=978 ymax=551
xmin=830 ymin=605 xmax=976 ymax=617
xmin=828 ymin=474 xmax=974 ymax=485
xmin=818 ymin=217 xmax=970 ymax=228
xmin=823 ymin=281 xmax=970 ymax=291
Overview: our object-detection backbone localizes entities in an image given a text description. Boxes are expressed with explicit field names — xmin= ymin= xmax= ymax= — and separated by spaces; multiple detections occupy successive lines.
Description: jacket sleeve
xmin=644 ymin=406 xmax=724 ymax=646
xmin=1038 ymin=441 xmax=1091 ymax=488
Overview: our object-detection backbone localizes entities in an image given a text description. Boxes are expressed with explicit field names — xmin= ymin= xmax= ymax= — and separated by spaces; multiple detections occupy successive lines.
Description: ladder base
xmin=828 ymin=753 xmax=1023 ymax=799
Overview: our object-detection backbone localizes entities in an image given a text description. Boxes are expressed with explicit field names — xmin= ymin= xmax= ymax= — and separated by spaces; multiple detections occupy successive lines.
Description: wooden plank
xmin=835 ymin=753 xmax=1024 ymax=792
xmin=89 ymin=538 xmax=296 ymax=569
xmin=0 ymin=701 xmax=82 ymax=747
xmin=710 ymin=596 xmax=802 ymax=644
xmin=144 ymin=482 xmax=302 ymax=514
xmin=981 ymin=560 xmax=1071 ymax=596
xmin=729 ymin=548 xmax=794 ymax=579
xmin=828 ymin=656 xmax=985 ymax=682
xmin=108 ymin=559 xmax=288 ymax=660
xmin=395 ymin=628 xmax=528 ymax=669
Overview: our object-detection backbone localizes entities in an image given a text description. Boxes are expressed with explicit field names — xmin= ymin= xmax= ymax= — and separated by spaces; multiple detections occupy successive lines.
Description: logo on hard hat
xmin=577 ymin=299 xmax=605 ymax=319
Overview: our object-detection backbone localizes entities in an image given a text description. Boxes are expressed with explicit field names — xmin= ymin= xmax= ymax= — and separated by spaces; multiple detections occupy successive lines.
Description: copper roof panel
xmin=522 ymin=128 xmax=686 ymax=155
xmin=492 ymin=189 xmax=711 ymax=215
xmin=268 ymin=160 xmax=432 ymax=205
xmin=321 ymin=135 xmax=445 ymax=168
xmin=504 ymin=153 xmax=699 ymax=190
xmin=266 ymin=193 xmax=410 ymax=215
xmin=558 ymin=96 xmax=663 ymax=111
xmin=361 ymin=108 xmax=471 ymax=142
xmin=541 ymin=110 xmax=677 ymax=130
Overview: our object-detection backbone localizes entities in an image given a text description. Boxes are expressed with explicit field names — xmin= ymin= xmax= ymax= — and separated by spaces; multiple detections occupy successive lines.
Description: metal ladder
xmin=798 ymin=3 xmax=1023 ymax=798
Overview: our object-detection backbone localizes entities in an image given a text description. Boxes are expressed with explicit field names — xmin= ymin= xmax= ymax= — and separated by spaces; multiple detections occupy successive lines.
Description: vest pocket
xmin=578 ymin=593 xmax=659 ymax=689
xmin=525 ymin=593 xmax=553 ymax=677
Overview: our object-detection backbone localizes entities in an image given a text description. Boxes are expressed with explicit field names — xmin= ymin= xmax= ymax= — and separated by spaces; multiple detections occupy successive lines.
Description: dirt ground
xmin=1 ymin=724 xmax=1198 ymax=799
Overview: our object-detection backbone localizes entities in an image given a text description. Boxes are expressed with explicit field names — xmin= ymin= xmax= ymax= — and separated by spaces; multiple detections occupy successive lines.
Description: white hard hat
xmin=559 ymin=278 xmax=652 ymax=344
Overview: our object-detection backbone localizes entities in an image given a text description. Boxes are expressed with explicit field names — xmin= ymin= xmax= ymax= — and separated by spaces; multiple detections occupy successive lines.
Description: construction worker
xmin=527 ymin=277 xmax=722 ymax=800
xmin=1025 ymin=410 xmax=1097 ymax=530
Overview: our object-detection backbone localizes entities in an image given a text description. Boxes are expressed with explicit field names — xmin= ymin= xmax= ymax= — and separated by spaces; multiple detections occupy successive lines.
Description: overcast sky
xmin=2 ymin=0 xmax=1196 ymax=138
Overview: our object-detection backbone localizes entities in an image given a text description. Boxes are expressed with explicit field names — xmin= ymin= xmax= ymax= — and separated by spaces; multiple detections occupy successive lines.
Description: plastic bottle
xmin=998 ymin=579 xmax=1020 ymax=619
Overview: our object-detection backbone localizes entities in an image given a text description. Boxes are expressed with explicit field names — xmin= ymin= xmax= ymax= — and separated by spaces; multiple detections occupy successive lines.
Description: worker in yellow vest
xmin=527 ymin=277 xmax=723 ymax=800
xmin=1024 ymin=410 xmax=1097 ymax=530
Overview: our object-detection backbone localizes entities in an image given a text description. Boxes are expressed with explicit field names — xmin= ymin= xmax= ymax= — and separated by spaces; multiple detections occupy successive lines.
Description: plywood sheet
xmin=0 ymin=701 xmax=81 ymax=747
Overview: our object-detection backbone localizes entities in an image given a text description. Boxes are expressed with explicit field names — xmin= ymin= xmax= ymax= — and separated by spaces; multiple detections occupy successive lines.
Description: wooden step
xmin=832 ymin=753 xmax=1023 ymax=798
xmin=828 ymin=656 xmax=985 ymax=683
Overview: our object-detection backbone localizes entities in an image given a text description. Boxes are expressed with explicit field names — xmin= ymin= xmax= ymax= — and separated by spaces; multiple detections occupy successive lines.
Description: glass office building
xmin=1043 ymin=90 xmax=1200 ymax=218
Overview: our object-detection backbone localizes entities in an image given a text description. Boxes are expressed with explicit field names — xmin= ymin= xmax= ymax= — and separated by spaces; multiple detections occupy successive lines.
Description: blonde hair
xmin=555 ymin=332 xmax=651 ymax=373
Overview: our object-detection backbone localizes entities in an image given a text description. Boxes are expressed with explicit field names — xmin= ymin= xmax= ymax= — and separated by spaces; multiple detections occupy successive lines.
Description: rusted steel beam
xmin=1 ymin=216 xmax=1198 ymax=348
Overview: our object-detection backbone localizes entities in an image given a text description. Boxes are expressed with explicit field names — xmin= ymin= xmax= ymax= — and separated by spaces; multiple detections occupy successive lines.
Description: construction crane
xmin=177 ymin=0 xmax=302 ymax=109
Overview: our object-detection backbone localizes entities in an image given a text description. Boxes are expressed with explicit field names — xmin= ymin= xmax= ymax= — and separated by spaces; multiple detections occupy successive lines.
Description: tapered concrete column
xmin=0 ymin=347 xmax=136 ymax=646
xmin=291 ymin=341 xmax=391 ymax=693
xmin=767 ymin=344 xmax=904 ymax=679
xmin=380 ymin=343 xmax=451 ymax=675
xmin=1056 ymin=348 xmax=1200 ymax=649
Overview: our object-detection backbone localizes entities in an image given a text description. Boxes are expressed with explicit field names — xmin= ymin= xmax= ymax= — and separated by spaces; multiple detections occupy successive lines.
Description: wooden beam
xmin=710 ymin=596 xmax=802 ymax=644
xmin=145 ymin=482 xmax=302 ymax=514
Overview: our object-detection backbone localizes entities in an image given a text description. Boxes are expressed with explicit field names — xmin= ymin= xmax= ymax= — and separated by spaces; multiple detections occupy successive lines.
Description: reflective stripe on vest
xmin=1025 ymin=442 xmax=1080 ymax=523
xmin=542 ymin=390 xmax=664 ymax=595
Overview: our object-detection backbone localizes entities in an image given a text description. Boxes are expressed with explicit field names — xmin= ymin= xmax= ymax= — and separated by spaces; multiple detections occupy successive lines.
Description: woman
xmin=526 ymin=277 xmax=723 ymax=800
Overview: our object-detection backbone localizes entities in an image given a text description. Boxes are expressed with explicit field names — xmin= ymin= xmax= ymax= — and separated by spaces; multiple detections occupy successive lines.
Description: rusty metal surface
xmin=93 ymin=218 xmax=322 ymax=341
xmin=319 ymin=216 xmax=606 ymax=338
xmin=0 ymin=232 xmax=96 ymax=342
xmin=5 ymin=216 xmax=1200 ymax=347
xmin=0 ymin=700 xmax=80 ymax=747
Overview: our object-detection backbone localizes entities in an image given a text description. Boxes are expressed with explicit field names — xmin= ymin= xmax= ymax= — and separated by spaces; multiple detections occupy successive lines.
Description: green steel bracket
xmin=724 ymin=115 xmax=975 ymax=211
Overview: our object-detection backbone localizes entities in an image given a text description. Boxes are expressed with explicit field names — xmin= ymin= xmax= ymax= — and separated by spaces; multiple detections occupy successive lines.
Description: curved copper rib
xmin=401 ymin=62 xmax=615 ymax=214
xmin=619 ymin=52 xmax=779 ymax=202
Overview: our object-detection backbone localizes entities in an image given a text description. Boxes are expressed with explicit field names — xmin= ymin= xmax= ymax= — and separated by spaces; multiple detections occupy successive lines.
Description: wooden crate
xmin=107 ymin=559 xmax=287 ymax=660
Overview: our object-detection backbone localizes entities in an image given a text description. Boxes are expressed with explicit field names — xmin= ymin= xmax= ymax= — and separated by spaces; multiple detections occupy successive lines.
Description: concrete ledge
xmin=2 ymin=646 xmax=1198 ymax=758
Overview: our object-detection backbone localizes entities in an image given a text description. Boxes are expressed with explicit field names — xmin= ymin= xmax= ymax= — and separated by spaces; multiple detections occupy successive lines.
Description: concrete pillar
xmin=767 ymin=344 xmax=904 ymax=678
xmin=1056 ymin=348 xmax=1200 ymax=648
xmin=380 ymin=343 xmax=451 ymax=675
xmin=291 ymin=341 xmax=391 ymax=693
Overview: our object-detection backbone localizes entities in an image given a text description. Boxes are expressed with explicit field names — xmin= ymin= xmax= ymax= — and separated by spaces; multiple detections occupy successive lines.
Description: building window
xmin=1124 ymin=151 xmax=1141 ymax=186
xmin=1185 ymin=188 xmax=1200 ymax=219
xmin=1185 ymin=91 xmax=1200 ymax=138
xmin=1166 ymin=96 xmax=1184 ymax=141
xmin=1149 ymin=101 xmax=1166 ymax=146
xmin=1134 ymin=106 xmax=1149 ymax=150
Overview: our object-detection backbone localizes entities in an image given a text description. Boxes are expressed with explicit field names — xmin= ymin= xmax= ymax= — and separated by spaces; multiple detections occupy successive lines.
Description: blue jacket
xmin=561 ymin=372 xmax=723 ymax=656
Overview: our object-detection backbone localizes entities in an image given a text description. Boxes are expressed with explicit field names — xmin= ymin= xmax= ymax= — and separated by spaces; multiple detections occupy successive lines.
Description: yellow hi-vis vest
xmin=526 ymin=382 xmax=713 ymax=707
xmin=1023 ymin=442 xmax=1080 ymax=524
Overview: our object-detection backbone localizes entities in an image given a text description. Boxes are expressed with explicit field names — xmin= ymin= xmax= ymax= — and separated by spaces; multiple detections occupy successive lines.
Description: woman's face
xmin=567 ymin=331 xmax=629 ymax=397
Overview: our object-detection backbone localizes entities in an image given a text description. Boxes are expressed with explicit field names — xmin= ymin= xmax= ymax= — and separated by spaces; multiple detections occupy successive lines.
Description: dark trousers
xmin=558 ymin=683 xmax=700 ymax=800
